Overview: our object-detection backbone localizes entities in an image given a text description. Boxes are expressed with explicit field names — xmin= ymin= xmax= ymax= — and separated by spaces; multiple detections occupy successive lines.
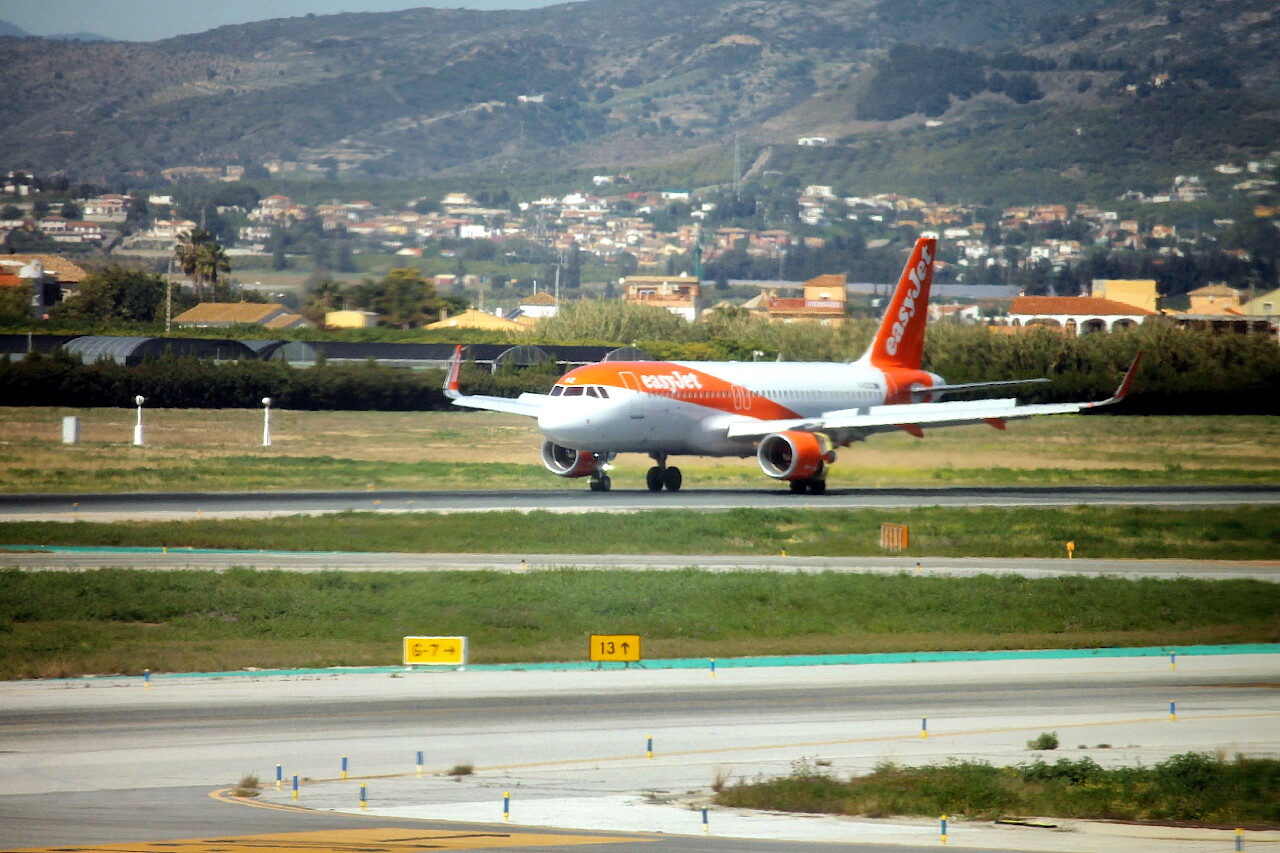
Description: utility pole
xmin=165 ymin=256 xmax=174 ymax=333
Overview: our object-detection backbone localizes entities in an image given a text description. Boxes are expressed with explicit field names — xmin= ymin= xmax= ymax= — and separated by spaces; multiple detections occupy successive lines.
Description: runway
xmin=1 ymin=654 xmax=1277 ymax=852
xmin=1 ymin=484 xmax=1278 ymax=522
xmin=3 ymin=485 xmax=1276 ymax=850
xmin=4 ymin=546 xmax=1278 ymax=581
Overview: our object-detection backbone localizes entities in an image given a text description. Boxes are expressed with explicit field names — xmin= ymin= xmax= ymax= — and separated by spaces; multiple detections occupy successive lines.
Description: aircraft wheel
xmin=646 ymin=467 xmax=664 ymax=492
xmin=663 ymin=466 xmax=682 ymax=492
xmin=789 ymin=479 xmax=807 ymax=494
xmin=599 ymin=475 xmax=612 ymax=492
xmin=588 ymin=479 xmax=601 ymax=492
xmin=807 ymin=479 xmax=827 ymax=495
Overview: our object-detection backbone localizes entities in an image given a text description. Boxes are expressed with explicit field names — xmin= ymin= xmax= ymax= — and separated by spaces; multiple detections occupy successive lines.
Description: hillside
xmin=1 ymin=0 xmax=1278 ymax=203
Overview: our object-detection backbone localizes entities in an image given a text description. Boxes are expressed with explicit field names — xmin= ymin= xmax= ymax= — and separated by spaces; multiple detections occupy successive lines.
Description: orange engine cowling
xmin=541 ymin=439 xmax=602 ymax=479
xmin=756 ymin=431 xmax=835 ymax=481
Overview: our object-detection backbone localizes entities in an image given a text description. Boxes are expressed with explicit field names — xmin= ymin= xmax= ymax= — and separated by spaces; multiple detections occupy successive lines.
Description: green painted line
xmin=37 ymin=643 xmax=1280 ymax=684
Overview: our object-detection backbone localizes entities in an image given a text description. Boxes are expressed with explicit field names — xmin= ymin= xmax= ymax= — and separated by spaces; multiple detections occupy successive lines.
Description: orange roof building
xmin=0 ymin=254 xmax=89 ymax=284
xmin=1008 ymin=296 xmax=1158 ymax=334
xmin=173 ymin=302 xmax=312 ymax=329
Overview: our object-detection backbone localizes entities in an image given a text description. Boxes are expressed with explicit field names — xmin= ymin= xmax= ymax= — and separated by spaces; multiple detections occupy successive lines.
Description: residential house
xmin=1165 ymin=284 xmax=1271 ymax=336
xmin=928 ymin=303 xmax=982 ymax=324
xmin=760 ymin=273 xmax=846 ymax=326
xmin=1186 ymin=284 xmax=1243 ymax=315
xmin=149 ymin=219 xmax=199 ymax=240
xmin=1090 ymin=280 xmax=1159 ymax=313
xmin=1242 ymin=287 xmax=1280 ymax=318
xmin=82 ymin=194 xmax=131 ymax=221
xmin=623 ymin=274 xmax=701 ymax=321
xmin=0 ymin=255 xmax=89 ymax=317
xmin=516 ymin=291 xmax=559 ymax=320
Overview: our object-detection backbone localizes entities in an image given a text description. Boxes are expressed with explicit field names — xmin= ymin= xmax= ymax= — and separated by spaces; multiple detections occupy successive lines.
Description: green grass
xmin=716 ymin=754 xmax=1280 ymax=826
xmin=0 ymin=569 xmax=1276 ymax=679
xmin=2 ymin=410 xmax=1277 ymax=494
xmin=2 ymin=506 xmax=1276 ymax=561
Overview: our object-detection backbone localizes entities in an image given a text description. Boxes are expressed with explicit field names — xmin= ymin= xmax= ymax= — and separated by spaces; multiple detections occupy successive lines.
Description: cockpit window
xmin=586 ymin=386 xmax=599 ymax=398
xmin=597 ymin=387 xmax=609 ymax=398
xmin=550 ymin=386 xmax=564 ymax=396
xmin=564 ymin=386 xmax=585 ymax=396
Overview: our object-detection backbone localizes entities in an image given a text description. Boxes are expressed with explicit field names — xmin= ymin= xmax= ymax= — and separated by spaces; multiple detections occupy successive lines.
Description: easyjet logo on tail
xmin=885 ymin=243 xmax=932 ymax=358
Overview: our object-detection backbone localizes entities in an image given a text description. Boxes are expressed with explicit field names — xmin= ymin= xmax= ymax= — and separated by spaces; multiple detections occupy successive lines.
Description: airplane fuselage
xmin=538 ymin=360 xmax=941 ymax=455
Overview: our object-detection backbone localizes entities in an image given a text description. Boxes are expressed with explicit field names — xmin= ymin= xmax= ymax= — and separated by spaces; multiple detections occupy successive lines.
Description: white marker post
xmin=132 ymin=395 xmax=145 ymax=446
xmin=261 ymin=396 xmax=272 ymax=447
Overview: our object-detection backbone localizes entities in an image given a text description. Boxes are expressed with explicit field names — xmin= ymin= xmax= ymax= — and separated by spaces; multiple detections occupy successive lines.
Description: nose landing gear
xmin=646 ymin=453 xmax=682 ymax=492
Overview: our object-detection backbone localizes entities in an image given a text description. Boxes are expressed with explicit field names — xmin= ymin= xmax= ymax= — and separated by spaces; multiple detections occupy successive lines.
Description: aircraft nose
xmin=538 ymin=398 xmax=619 ymax=446
xmin=537 ymin=404 xmax=572 ymax=435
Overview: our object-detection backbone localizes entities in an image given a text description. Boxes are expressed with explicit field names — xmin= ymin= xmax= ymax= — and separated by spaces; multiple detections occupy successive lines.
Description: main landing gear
xmin=789 ymin=477 xmax=827 ymax=495
xmin=646 ymin=453 xmax=682 ymax=492
xmin=588 ymin=470 xmax=612 ymax=492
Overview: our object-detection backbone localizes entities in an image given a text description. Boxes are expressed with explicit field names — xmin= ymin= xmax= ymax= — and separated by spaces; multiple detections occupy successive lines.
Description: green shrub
xmin=1027 ymin=731 xmax=1060 ymax=751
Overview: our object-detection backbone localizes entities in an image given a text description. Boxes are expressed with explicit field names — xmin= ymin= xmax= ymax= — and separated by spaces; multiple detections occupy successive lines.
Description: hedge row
xmin=1 ymin=324 xmax=1277 ymax=415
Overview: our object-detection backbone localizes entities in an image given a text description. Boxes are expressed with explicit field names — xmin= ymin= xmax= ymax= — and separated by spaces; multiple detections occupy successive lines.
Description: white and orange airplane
xmin=445 ymin=237 xmax=1140 ymax=494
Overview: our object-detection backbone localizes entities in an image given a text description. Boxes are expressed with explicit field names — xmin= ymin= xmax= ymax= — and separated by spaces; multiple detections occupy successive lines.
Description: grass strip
xmin=715 ymin=754 xmax=1280 ymax=826
xmin=1 ymin=569 xmax=1276 ymax=679
xmin=2 ymin=506 xmax=1277 ymax=560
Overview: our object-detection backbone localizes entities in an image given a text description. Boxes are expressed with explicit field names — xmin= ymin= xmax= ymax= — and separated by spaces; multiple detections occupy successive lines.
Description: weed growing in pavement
xmin=715 ymin=753 xmax=1280 ymax=824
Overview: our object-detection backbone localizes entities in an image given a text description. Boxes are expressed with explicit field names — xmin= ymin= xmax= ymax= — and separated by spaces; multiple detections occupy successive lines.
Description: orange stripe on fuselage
xmin=560 ymin=362 xmax=800 ymax=419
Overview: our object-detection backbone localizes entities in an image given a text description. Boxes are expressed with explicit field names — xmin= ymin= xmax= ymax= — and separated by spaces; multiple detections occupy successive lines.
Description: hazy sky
xmin=0 ymin=0 xmax=568 ymax=41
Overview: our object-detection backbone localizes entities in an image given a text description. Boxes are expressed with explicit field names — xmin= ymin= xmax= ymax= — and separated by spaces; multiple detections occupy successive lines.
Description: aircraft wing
xmin=450 ymin=392 xmax=549 ymax=417
xmin=727 ymin=353 xmax=1141 ymax=440
xmin=442 ymin=344 xmax=547 ymax=418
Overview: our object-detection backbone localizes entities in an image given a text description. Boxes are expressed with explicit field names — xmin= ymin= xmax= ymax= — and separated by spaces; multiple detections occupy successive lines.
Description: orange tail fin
xmin=863 ymin=237 xmax=936 ymax=370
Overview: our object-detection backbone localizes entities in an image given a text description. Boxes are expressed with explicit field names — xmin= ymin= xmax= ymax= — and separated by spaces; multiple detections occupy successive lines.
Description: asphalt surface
xmin=4 ymin=548 xmax=1278 ymax=581
xmin=2 ymin=484 xmax=1278 ymax=521
xmin=2 ymin=656 xmax=1277 ymax=852
xmin=3 ymin=485 xmax=1276 ymax=851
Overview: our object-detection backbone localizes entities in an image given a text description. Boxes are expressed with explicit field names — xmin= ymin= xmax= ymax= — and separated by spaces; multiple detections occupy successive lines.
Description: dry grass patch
xmin=1 ymin=409 xmax=1276 ymax=492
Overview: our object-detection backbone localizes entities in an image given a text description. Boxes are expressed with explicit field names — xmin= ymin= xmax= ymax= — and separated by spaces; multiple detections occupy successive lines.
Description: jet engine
xmin=540 ymin=439 xmax=605 ymax=478
xmin=757 ymin=431 xmax=835 ymax=481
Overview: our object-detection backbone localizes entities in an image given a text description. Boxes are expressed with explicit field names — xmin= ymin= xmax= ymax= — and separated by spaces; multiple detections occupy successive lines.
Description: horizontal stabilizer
xmin=919 ymin=378 xmax=1050 ymax=400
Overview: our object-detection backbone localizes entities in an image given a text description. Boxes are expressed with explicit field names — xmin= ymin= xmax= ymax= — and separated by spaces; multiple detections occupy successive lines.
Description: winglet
xmin=1089 ymin=351 xmax=1142 ymax=408
xmin=443 ymin=344 xmax=464 ymax=399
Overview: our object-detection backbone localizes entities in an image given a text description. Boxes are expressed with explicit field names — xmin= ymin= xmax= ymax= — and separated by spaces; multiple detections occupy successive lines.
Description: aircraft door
xmin=619 ymin=372 xmax=645 ymax=419
xmin=731 ymin=384 xmax=753 ymax=412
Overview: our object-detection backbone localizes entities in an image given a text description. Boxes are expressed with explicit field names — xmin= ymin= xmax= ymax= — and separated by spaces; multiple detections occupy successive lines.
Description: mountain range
xmin=1 ymin=0 xmax=1277 ymax=203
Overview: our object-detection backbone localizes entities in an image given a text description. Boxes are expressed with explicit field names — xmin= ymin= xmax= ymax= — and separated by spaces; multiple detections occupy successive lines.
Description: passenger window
xmin=564 ymin=386 xmax=584 ymax=396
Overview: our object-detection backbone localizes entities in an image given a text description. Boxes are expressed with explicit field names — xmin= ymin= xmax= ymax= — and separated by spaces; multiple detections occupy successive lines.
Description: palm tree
xmin=175 ymin=228 xmax=212 ymax=300
xmin=195 ymin=240 xmax=231 ymax=298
